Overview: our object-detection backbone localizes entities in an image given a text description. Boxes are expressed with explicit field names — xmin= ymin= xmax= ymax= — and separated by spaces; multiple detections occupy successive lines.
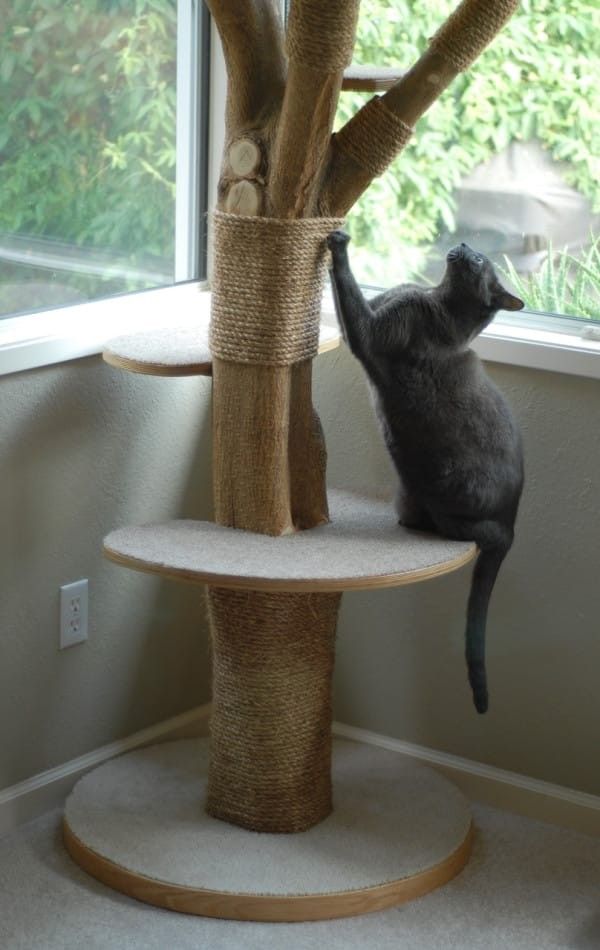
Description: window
xmin=0 ymin=0 xmax=209 ymax=321
xmin=339 ymin=0 xmax=600 ymax=324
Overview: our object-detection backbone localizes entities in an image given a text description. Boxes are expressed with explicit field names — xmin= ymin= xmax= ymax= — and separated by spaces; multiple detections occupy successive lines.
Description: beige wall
xmin=0 ymin=356 xmax=213 ymax=789
xmin=1 ymin=343 xmax=599 ymax=799
xmin=315 ymin=347 xmax=600 ymax=797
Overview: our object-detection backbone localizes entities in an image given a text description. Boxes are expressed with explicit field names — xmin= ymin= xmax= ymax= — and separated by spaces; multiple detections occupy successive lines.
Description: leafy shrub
xmin=339 ymin=0 xmax=600 ymax=288
xmin=0 ymin=0 xmax=176 ymax=267
xmin=500 ymin=236 xmax=600 ymax=319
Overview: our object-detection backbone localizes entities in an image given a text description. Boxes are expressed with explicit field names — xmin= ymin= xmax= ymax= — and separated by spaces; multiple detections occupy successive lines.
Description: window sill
xmin=320 ymin=294 xmax=600 ymax=382
xmin=473 ymin=315 xmax=600 ymax=381
xmin=0 ymin=282 xmax=209 ymax=377
xmin=1 ymin=283 xmax=599 ymax=381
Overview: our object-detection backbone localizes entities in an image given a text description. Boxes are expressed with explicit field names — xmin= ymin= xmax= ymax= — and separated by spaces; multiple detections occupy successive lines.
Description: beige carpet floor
xmin=1 ymin=802 xmax=599 ymax=949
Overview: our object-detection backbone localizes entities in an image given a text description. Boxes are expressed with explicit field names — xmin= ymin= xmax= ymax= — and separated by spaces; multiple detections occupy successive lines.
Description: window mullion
xmin=175 ymin=0 xmax=210 ymax=282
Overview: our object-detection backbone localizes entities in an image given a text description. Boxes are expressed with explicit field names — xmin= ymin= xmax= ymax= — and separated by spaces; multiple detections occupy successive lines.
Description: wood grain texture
xmin=228 ymin=137 xmax=262 ymax=177
xmin=63 ymin=819 xmax=473 ymax=922
xmin=224 ymin=179 xmax=263 ymax=216
xmin=102 ymin=350 xmax=213 ymax=377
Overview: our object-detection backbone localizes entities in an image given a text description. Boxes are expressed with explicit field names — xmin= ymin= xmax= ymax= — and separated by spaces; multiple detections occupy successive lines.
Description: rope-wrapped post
xmin=207 ymin=589 xmax=341 ymax=832
xmin=207 ymin=211 xmax=344 ymax=833
xmin=210 ymin=211 xmax=342 ymax=534
xmin=269 ymin=0 xmax=360 ymax=217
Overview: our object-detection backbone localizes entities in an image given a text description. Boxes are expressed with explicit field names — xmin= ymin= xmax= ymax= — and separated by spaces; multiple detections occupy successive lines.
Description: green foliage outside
xmin=341 ymin=0 xmax=600 ymax=316
xmin=1 ymin=0 xmax=599 ymax=318
xmin=0 ymin=0 xmax=176 ymax=293
xmin=500 ymin=236 xmax=600 ymax=319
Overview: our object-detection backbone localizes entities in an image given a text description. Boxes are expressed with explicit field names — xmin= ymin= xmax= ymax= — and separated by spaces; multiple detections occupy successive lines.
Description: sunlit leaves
xmin=342 ymin=0 xmax=599 ymax=284
xmin=0 ymin=0 xmax=177 ymax=265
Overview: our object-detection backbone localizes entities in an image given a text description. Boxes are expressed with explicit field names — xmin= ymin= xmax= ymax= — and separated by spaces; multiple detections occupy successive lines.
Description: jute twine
xmin=210 ymin=211 xmax=343 ymax=366
xmin=430 ymin=0 xmax=518 ymax=72
xmin=286 ymin=0 xmax=359 ymax=73
xmin=207 ymin=588 xmax=341 ymax=833
xmin=334 ymin=96 xmax=413 ymax=179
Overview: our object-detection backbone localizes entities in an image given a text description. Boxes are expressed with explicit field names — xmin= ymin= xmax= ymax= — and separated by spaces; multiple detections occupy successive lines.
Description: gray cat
xmin=327 ymin=230 xmax=524 ymax=713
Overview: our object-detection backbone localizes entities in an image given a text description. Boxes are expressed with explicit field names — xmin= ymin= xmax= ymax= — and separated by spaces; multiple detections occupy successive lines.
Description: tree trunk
xmin=204 ymin=0 xmax=520 ymax=833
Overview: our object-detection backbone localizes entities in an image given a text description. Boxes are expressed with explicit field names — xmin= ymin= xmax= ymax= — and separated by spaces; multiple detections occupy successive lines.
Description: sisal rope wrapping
xmin=210 ymin=211 xmax=343 ymax=366
xmin=207 ymin=588 xmax=341 ymax=833
xmin=429 ymin=0 xmax=519 ymax=72
xmin=334 ymin=96 xmax=413 ymax=180
xmin=286 ymin=0 xmax=359 ymax=73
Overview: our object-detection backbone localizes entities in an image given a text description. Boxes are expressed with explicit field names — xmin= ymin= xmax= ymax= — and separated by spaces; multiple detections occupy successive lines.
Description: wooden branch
xmin=319 ymin=0 xmax=519 ymax=216
xmin=268 ymin=0 xmax=360 ymax=218
xmin=205 ymin=0 xmax=286 ymax=137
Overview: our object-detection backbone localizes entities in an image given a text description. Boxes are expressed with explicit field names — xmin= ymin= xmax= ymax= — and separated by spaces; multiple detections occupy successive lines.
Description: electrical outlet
xmin=59 ymin=579 xmax=89 ymax=649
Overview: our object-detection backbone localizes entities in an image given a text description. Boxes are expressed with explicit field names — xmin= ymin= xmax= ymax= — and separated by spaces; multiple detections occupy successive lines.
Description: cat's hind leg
xmin=395 ymin=487 xmax=436 ymax=532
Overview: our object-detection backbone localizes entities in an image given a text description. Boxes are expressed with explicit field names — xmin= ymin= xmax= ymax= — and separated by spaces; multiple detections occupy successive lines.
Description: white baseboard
xmin=0 ymin=704 xmax=211 ymax=837
xmin=3 ymin=708 xmax=598 ymax=840
xmin=333 ymin=721 xmax=600 ymax=838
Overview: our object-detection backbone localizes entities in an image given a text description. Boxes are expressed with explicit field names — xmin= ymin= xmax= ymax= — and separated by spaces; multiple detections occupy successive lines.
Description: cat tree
xmin=63 ymin=0 xmax=518 ymax=922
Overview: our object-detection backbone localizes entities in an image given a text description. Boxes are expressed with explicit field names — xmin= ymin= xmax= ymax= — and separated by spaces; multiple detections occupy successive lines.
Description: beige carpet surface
xmin=104 ymin=322 xmax=339 ymax=370
xmin=104 ymin=490 xmax=475 ymax=590
xmin=64 ymin=738 xmax=471 ymax=894
xmin=1 ymin=798 xmax=599 ymax=949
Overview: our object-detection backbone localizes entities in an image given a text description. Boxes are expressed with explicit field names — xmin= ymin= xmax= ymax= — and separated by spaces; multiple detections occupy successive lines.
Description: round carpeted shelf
xmin=342 ymin=65 xmax=405 ymax=92
xmin=103 ymin=489 xmax=475 ymax=591
xmin=103 ymin=321 xmax=340 ymax=377
xmin=63 ymin=737 xmax=473 ymax=922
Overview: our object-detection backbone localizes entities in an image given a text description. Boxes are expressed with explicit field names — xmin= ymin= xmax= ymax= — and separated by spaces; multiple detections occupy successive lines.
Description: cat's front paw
xmin=327 ymin=229 xmax=351 ymax=253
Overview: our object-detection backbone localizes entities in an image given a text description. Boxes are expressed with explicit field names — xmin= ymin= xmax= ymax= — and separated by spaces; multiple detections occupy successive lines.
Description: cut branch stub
xmin=225 ymin=180 xmax=263 ymax=216
xmin=228 ymin=137 xmax=262 ymax=178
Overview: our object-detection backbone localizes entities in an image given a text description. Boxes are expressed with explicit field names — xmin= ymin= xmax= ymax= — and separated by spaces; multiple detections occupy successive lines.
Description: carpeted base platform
xmin=63 ymin=738 xmax=472 ymax=922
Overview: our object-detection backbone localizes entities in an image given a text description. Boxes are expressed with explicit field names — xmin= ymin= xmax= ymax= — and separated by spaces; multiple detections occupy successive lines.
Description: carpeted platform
xmin=63 ymin=738 xmax=471 ymax=918
xmin=103 ymin=490 xmax=475 ymax=591
xmin=2 ymin=797 xmax=599 ymax=948
xmin=103 ymin=321 xmax=339 ymax=376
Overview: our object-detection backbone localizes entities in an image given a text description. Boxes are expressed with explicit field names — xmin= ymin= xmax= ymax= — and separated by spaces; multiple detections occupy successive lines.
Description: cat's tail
xmin=465 ymin=545 xmax=509 ymax=714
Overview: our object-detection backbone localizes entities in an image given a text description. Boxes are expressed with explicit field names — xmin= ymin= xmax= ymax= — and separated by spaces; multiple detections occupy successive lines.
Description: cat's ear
xmin=496 ymin=291 xmax=524 ymax=312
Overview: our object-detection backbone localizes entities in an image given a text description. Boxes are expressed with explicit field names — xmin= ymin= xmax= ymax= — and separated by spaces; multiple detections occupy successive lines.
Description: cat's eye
xmin=474 ymin=256 xmax=483 ymax=266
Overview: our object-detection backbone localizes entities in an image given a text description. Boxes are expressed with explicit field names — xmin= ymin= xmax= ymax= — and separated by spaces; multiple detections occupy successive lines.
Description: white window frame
xmin=0 ymin=6 xmax=599 ymax=382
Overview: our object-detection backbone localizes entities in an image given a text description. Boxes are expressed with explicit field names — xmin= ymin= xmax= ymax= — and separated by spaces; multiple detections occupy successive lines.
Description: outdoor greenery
xmin=0 ymin=0 xmax=176 ymax=283
xmin=1 ymin=0 xmax=598 ymax=318
xmin=500 ymin=236 xmax=600 ymax=319
xmin=340 ymin=0 xmax=600 ymax=313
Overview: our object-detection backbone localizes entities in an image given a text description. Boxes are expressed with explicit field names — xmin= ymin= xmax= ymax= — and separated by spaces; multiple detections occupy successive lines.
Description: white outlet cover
xmin=60 ymin=579 xmax=89 ymax=649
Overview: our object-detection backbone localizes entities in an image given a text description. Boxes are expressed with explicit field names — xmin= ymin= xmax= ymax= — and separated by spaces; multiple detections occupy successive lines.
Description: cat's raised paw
xmin=327 ymin=229 xmax=351 ymax=252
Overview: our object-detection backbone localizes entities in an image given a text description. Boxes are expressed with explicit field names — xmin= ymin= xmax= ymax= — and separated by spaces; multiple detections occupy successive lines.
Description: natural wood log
xmin=204 ymin=0 xmax=286 ymax=138
xmin=289 ymin=360 xmax=329 ymax=530
xmin=268 ymin=65 xmax=344 ymax=219
xmin=269 ymin=0 xmax=359 ymax=218
xmin=224 ymin=179 xmax=263 ymax=216
xmin=212 ymin=359 xmax=294 ymax=536
xmin=228 ymin=137 xmax=262 ymax=177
